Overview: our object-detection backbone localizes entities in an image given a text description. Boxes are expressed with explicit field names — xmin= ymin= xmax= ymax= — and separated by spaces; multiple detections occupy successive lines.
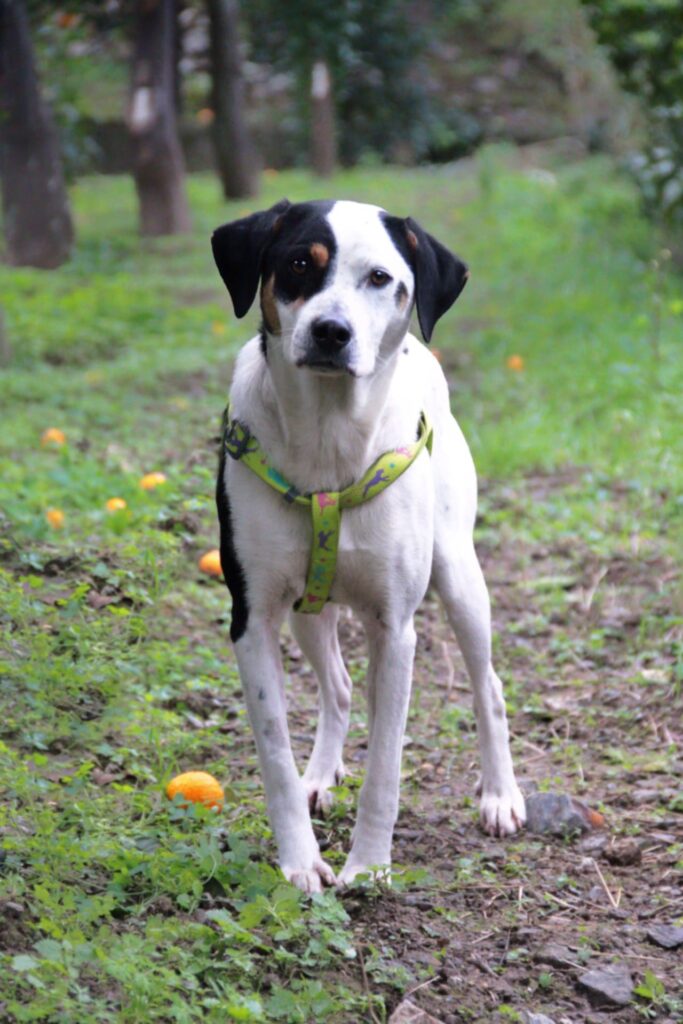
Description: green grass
xmin=1 ymin=150 xmax=682 ymax=1022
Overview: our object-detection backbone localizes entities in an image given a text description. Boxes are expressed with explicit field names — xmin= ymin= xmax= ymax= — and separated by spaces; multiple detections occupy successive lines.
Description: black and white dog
xmin=211 ymin=199 xmax=525 ymax=892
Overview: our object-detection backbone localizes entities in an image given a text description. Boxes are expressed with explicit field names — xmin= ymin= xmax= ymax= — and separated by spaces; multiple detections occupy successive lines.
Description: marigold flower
xmin=46 ymin=508 xmax=65 ymax=528
xmin=41 ymin=428 xmax=66 ymax=447
xmin=506 ymin=354 xmax=524 ymax=372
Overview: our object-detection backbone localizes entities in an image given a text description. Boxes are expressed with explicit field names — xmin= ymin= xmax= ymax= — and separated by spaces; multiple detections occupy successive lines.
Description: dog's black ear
xmin=404 ymin=217 xmax=469 ymax=343
xmin=211 ymin=199 xmax=291 ymax=318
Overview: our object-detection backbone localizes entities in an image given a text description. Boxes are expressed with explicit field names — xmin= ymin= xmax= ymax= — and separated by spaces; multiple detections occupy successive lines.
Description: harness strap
xmin=222 ymin=406 xmax=433 ymax=614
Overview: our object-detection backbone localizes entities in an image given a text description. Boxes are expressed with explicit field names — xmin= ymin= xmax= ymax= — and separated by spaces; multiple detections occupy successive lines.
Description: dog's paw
xmin=337 ymin=859 xmax=391 ymax=888
xmin=282 ymin=857 xmax=337 ymax=894
xmin=479 ymin=784 xmax=526 ymax=837
xmin=303 ymin=762 xmax=346 ymax=817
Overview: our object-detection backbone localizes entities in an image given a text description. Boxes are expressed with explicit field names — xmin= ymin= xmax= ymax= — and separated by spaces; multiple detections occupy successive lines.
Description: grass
xmin=0 ymin=148 xmax=682 ymax=1022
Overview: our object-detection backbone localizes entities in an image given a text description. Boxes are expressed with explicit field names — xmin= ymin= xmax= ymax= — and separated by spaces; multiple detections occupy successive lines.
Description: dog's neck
xmin=239 ymin=333 xmax=403 ymax=494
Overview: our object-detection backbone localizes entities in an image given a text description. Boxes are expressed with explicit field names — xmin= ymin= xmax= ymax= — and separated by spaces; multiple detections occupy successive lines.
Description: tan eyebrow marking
xmin=310 ymin=243 xmax=330 ymax=268
xmin=260 ymin=274 xmax=281 ymax=334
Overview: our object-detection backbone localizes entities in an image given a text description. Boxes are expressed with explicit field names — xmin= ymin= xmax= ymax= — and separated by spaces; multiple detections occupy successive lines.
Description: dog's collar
xmin=221 ymin=405 xmax=433 ymax=614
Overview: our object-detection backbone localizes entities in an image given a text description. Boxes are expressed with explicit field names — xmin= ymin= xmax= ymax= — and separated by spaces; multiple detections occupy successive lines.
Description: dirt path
xmin=279 ymin=472 xmax=682 ymax=1023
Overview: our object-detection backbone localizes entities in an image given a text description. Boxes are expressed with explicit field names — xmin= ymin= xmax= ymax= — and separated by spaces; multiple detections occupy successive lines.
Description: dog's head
xmin=212 ymin=199 xmax=468 ymax=378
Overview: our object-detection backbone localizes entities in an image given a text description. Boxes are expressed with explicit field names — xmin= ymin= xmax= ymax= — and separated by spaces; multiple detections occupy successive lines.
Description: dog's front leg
xmin=337 ymin=617 xmax=417 ymax=886
xmin=235 ymin=619 xmax=336 ymax=892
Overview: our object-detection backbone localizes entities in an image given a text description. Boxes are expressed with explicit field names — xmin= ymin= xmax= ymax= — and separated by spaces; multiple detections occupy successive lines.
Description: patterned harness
xmin=222 ymin=406 xmax=433 ymax=613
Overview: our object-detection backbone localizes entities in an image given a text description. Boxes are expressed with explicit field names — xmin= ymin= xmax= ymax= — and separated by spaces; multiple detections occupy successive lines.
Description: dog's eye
xmin=369 ymin=269 xmax=391 ymax=287
xmin=290 ymin=258 xmax=308 ymax=275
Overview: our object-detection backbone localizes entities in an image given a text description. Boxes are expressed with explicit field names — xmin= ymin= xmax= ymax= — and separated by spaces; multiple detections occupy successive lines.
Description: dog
xmin=211 ymin=199 xmax=525 ymax=892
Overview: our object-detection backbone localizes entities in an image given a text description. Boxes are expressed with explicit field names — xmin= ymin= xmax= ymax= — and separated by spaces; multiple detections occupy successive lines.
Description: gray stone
xmin=525 ymin=792 xmax=602 ymax=836
xmin=521 ymin=1014 xmax=557 ymax=1024
xmin=388 ymin=1001 xmax=444 ymax=1024
xmin=533 ymin=943 xmax=577 ymax=969
xmin=647 ymin=924 xmax=683 ymax=949
xmin=577 ymin=964 xmax=633 ymax=1007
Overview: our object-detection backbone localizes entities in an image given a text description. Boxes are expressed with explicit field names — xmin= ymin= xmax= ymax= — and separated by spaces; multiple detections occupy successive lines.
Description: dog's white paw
xmin=302 ymin=762 xmax=345 ymax=816
xmin=479 ymin=784 xmax=526 ymax=837
xmin=337 ymin=859 xmax=391 ymax=888
xmin=282 ymin=857 xmax=337 ymax=894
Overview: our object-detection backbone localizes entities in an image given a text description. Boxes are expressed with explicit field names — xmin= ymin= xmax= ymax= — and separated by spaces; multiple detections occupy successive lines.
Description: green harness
xmin=222 ymin=406 xmax=433 ymax=613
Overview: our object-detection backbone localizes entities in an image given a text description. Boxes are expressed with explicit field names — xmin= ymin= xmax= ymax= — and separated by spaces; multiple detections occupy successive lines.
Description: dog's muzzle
xmin=298 ymin=316 xmax=355 ymax=373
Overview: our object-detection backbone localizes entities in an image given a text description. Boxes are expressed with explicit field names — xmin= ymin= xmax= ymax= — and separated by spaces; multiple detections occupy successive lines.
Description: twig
xmin=357 ymin=948 xmax=382 ymax=1024
xmin=441 ymin=640 xmax=456 ymax=693
xmin=404 ymin=975 xmax=439 ymax=998
xmin=580 ymin=566 xmax=608 ymax=613
xmin=590 ymin=858 xmax=620 ymax=910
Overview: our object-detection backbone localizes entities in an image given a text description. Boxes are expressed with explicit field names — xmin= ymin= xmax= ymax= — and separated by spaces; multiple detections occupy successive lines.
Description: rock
xmin=521 ymin=1014 xmax=556 ymax=1024
xmin=525 ymin=792 xmax=604 ymax=836
xmin=388 ymin=1000 xmax=444 ymax=1024
xmin=577 ymin=964 xmax=633 ymax=1007
xmin=579 ymin=833 xmax=608 ymax=855
xmin=646 ymin=924 xmax=683 ymax=949
xmin=603 ymin=837 xmax=642 ymax=866
xmin=533 ymin=943 xmax=577 ymax=968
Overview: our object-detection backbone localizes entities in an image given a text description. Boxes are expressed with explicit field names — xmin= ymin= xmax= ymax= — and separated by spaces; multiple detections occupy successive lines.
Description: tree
xmin=127 ymin=0 xmax=191 ymax=236
xmin=245 ymin=0 xmax=430 ymax=171
xmin=581 ymin=0 xmax=683 ymax=231
xmin=207 ymin=0 xmax=259 ymax=198
xmin=0 ymin=0 xmax=74 ymax=268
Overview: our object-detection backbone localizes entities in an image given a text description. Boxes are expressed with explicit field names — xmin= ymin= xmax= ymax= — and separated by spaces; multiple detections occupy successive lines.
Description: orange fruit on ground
xmin=198 ymin=549 xmax=223 ymax=577
xmin=166 ymin=771 xmax=224 ymax=810
xmin=41 ymin=427 xmax=66 ymax=447
xmin=506 ymin=354 xmax=524 ymax=372
xmin=139 ymin=472 xmax=167 ymax=490
xmin=105 ymin=497 xmax=127 ymax=512
xmin=46 ymin=508 xmax=65 ymax=528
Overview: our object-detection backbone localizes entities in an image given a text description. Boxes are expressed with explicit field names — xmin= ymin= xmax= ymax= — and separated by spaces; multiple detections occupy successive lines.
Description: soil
xmin=278 ymin=471 xmax=682 ymax=1023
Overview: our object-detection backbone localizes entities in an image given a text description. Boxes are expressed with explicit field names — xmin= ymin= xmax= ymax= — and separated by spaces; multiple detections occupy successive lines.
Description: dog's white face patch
xmin=277 ymin=201 xmax=415 ymax=378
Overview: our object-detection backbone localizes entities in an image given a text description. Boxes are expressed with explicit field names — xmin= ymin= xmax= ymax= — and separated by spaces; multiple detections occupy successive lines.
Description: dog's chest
xmin=228 ymin=452 xmax=433 ymax=616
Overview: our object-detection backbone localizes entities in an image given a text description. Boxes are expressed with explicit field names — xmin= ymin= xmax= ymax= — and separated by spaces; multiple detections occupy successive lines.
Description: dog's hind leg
xmin=431 ymin=536 xmax=526 ymax=837
xmin=290 ymin=605 xmax=351 ymax=815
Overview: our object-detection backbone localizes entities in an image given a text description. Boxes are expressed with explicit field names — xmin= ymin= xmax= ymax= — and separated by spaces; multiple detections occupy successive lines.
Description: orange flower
xmin=197 ymin=108 xmax=215 ymax=125
xmin=166 ymin=771 xmax=224 ymax=810
xmin=105 ymin=497 xmax=127 ymax=512
xmin=506 ymin=354 xmax=524 ymax=372
xmin=46 ymin=508 xmax=65 ymax=529
xmin=139 ymin=472 xmax=167 ymax=490
xmin=41 ymin=427 xmax=66 ymax=447
xmin=198 ymin=549 xmax=223 ymax=577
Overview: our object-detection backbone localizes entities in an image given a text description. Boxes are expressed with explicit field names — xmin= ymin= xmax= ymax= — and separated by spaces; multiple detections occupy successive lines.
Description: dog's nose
xmin=310 ymin=316 xmax=353 ymax=350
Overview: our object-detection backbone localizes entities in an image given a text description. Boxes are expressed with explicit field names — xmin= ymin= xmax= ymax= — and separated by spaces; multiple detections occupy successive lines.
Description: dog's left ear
xmin=402 ymin=217 xmax=469 ymax=343
xmin=212 ymin=198 xmax=291 ymax=318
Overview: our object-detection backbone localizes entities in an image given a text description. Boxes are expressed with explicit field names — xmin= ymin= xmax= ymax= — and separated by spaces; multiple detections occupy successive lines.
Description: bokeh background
xmin=1 ymin=3 xmax=682 ymax=1022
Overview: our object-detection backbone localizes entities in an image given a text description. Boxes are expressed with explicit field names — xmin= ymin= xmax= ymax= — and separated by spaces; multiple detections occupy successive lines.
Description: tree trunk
xmin=207 ymin=0 xmax=258 ymax=199
xmin=310 ymin=59 xmax=336 ymax=178
xmin=0 ymin=0 xmax=74 ymax=269
xmin=127 ymin=0 xmax=191 ymax=236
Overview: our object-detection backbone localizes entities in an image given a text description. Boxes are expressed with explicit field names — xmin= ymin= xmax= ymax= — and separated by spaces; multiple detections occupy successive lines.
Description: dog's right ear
xmin=212 ymin=199 xmax=291 ymax=318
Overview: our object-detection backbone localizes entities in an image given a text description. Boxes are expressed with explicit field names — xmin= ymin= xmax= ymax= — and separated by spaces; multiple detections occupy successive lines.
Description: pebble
xmin=578 ymin=833 xmax=608 ymax=855
xmin=646 ymin=923 xmax=683 ymax=949
xmin=533 ymin=943 xmax=577 ymax=968
xmin=525 ymin=792 xmax=602 ymax=836
xmin=388 ymin=1000 xmax=444 ymax=1024
xmin=521 ymin=1014 xmax=556 ymax=1024
xmin=577 ymin=964 xmax=633 ymax=1007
